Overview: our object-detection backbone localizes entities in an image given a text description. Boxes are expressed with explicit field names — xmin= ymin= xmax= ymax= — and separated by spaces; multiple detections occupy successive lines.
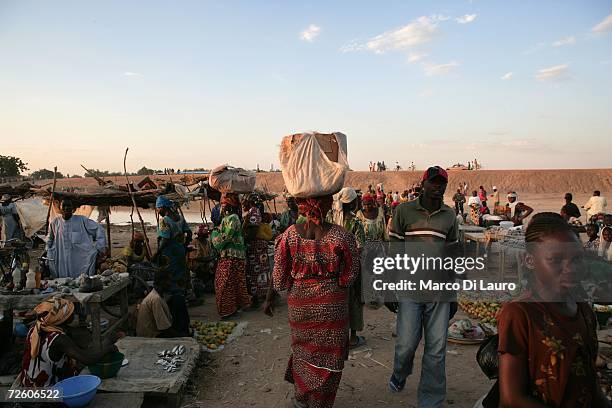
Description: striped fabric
xmin=390 ymin=199 xmax=458 ymax=245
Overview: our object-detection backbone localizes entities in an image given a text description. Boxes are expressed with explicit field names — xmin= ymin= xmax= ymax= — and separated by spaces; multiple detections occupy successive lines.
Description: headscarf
xmin=507 ymin=192 xmax=519 ymax=217
xmin=221 ymin=192 xmax=240 ymax=208
xmin=30 ymin=296 xmax=75 ymax=359
xmin=332 ymin=187 xmax=358 ymax=227
xmin=156 ymin=196 xmax=173 ymax=209
xmin=243 ymin=192 xmax=262 ymax=206
xmin=248 ymin=207 xmax=262 ymax=226
xmin=362 ymin=193 xmax=375 ymax=205
xmin=599 ymin=226 xmax=612 ymax=261
xmin=296 ymin=196 xmax=333 ymax=227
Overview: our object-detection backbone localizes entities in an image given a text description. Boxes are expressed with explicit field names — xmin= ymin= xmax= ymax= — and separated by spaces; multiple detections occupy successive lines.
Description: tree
xmin=30 ymin=169 xmax=65 ymax=180
xmin=136 ymin=166 xmax=156 ymax=176
xmin=0 ymin=155 xmax=28 ymax=177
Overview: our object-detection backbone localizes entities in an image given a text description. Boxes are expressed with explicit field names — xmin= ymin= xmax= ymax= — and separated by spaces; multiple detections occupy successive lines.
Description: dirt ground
xmin=183 ymin=298 xmax=492 ymax=408
xmin=101 ymin=225 xmax=492 ymax=408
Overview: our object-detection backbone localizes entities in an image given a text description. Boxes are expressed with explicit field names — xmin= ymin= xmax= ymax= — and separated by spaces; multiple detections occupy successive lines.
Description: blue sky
xmin=1 ymin=1 xmax=611 ymax=175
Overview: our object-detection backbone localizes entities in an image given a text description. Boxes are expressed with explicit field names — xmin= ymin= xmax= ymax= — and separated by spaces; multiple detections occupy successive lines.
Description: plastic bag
xmin=209 ymin=165 xmax=256 ymax=193
xmin=279 ymin=132 xmax=349 ymax=198
xmin=476 ymin=334 xmax=499 ymax=380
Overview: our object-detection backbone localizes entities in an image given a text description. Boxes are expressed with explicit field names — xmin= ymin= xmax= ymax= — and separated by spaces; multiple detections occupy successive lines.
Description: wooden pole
xmin=44 ymin=167 xmax=58 ymax=235
xmin=123 ymin=148 xmax=152 ymax=258
xmin=80 ymin=164 xmax=106 ymax=186
xmin=105 ymin=214 xmax=111 ymax=257
xmin=129 ymin=206 xmax=135 ymax=239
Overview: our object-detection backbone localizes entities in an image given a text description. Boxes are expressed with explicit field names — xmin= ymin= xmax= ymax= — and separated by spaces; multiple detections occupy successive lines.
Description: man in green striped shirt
xmin=387 ymin=166 xmax=458 ymax=408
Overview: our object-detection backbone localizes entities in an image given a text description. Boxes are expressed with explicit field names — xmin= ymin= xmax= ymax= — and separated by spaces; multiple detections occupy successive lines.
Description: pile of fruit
xmin=192 ymin=321 xmax=237 ymax=350
xmin=458 ymin=299 xmax=502 ymax=325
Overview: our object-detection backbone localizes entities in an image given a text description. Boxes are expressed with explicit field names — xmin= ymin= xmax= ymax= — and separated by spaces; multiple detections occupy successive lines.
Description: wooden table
xmin=463 ymin=231 xmax=487 ymax=255
xmin=83 ymin=337 xmax=201 ymax=408
xmin=0 ymin=278 xmax=129 ymax=351
xmin=72 ymin=278 xmax=130 ymax=351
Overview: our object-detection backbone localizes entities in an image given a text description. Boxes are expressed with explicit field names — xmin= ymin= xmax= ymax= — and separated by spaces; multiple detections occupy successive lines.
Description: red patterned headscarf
xmin=220 ymin=193 xmax=240 ymax=207
xmin=362 ymin=193 xmax=375 ymax=205
xmin=296 ymin=196 xmax=333 ymax=226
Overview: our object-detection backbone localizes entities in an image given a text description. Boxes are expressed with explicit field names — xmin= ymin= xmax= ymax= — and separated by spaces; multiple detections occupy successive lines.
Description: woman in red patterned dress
xmin=265 ymin=196 xmax=359 ymax=408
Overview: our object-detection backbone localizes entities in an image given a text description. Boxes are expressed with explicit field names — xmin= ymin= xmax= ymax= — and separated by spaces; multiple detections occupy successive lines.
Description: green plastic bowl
xmin=88 ymin=352 xmax=125 ymax=379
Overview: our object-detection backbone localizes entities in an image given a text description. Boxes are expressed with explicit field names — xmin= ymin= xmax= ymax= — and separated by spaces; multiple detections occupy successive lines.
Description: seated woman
xmin=122 ymin=232 xmax=149 ymax=266
xmin=20 ymin=297 xmax=119 ymax=387
xmin=188 ymin=224 xmax=216 ymax=281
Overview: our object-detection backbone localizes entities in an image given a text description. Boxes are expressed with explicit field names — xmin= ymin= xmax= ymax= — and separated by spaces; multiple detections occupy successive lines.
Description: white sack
xmin=279 ymin=132 xmax=348 ymax=198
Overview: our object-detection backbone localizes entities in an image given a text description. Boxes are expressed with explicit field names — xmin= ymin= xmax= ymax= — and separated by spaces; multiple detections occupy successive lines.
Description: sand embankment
xmin=35 ymin=169 xmax=612 ymax=195
xmin=256 ymin=169 xmax=612 ymax=195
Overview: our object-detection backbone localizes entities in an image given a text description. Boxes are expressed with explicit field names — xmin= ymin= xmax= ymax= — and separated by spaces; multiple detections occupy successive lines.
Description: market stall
xmin=82 ymin=336 xmax=201 ymax=408
xmin=0 ymin=276 xmax=129 ymax=351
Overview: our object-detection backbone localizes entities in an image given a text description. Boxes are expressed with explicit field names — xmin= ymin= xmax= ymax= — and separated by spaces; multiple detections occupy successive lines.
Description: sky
xmin=1 ymin=0 xmax=611 ymax=175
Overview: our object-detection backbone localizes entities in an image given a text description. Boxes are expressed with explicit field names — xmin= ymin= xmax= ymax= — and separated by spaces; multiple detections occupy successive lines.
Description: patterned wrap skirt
xmin=214 ymin=257 xmax=251 ymax=317
xmin=285 ymin=278 xmax=349 ymax=408
xmin=245 ymin=240 xmax=271 ymax=298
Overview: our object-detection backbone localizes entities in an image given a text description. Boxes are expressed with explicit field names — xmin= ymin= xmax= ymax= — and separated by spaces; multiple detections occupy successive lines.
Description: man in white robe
xmin=46 ymin=199 xmax=107 ymax=278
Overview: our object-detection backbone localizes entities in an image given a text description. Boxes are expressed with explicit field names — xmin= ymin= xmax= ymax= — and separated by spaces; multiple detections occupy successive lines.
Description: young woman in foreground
xmin=497 ymin=212 xmax=611 ymax=407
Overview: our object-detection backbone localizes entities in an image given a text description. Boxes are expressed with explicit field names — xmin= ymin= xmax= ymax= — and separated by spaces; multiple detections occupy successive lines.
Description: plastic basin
xmin=54 ymin=375 xmax=101 ymax=408
xmin=88 ymin=352 xmax=125 ymax=379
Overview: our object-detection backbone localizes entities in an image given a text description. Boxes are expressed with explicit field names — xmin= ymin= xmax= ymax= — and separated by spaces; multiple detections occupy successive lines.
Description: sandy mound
xmin=257 ymin=169 xmax=612 ymax=195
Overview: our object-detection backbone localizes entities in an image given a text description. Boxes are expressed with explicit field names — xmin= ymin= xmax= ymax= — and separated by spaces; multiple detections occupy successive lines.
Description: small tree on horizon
xmin=0 ymin=155 xmax=29 ymax=177
xmin=136 ymin=166 xmax=156 ymax=176
xmin=31 ymin=169 xmax=65 ymax=180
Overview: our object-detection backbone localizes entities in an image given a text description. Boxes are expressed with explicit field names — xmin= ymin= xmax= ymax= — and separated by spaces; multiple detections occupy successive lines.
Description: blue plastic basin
xmin=54 ymin=375 xmax=101 ymax=408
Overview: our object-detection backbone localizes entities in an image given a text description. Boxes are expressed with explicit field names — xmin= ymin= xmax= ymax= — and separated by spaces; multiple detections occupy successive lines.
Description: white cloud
xmin=552 ymin=36 xmax=576 ymax=47
xmin=418 ymin=89 xmax=435 ymax=97
xmin=407 ymin=52 xmax=427 ymax=63
xmin=501 ymin=72 xmax=513 ymax=80
xmin=342 ymin=15 xmax=444 ymax=54
xmin=300 ymin=24 xmax=321 ymax=42
xmin=535 ymin=64 xmax=570 ymax=81
xmin=456 ymin=14 xmax=477 ymax=24
xmin=592 ymin=14 xmax=612 ymax=35
xmin=123 ymin=72 xmax=142 ymax=77
xmin=423 ymin=61 xmax=460 ymax=76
